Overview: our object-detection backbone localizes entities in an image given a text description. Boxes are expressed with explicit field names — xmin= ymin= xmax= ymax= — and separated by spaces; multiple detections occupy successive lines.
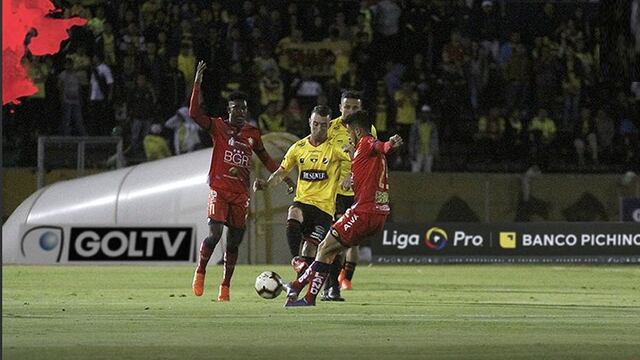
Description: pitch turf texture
xmin=3 ymin=265 xmax=640 ymax=360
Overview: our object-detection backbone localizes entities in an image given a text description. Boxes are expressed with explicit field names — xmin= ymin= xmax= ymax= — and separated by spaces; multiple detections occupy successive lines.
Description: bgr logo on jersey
xmin=224 ymin=149 xmax=250 ymax=167
xmin=69 ymin=227 xmax=193 ymax=261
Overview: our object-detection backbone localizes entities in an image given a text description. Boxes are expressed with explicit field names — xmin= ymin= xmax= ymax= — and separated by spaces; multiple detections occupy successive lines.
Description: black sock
xmin=344 ymin=261 xmax=357 ymax=281
xmin=286 ymin=219 xmax=302 ymax=257
xmin=325 ymin=255 xmax=342 ymax=292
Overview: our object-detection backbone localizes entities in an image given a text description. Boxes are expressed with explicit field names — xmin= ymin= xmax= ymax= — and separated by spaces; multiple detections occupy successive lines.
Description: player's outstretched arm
xmin=373 ymin=134 xmax=404 ymax=155
xmin=254 ymin=167 xmax=287 ymax=192
xmin=189 ymin=60 xmax=212 ymax=130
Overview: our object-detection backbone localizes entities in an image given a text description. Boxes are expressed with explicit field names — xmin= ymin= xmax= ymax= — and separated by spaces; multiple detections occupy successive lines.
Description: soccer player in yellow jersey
xmin=325 ymin=90 xmax=377 ymax=300
xmin=254 ymin=105 xmax=351 ymax=287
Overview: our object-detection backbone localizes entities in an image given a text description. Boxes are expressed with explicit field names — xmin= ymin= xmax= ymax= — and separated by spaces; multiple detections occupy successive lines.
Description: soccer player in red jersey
xmin=190 ymin=61 xmax=294 ymax=301
xmin=283 ymin=110 xmax=403 ymax=307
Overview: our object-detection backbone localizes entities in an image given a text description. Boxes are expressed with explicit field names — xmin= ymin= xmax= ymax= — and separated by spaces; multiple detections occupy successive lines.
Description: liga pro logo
xmin=20 ymin=226 xmax=64 ymax=263
xmin=500 ymin=232 xmax=517 ymax=249
xmin=425 ymin=227 xmax=448 ymax=250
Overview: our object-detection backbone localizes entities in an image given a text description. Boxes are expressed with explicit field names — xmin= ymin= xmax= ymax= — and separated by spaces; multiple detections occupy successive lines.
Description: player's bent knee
xmin=208 ymin=223 xmax=224 ymax=241
xmin=287 ymin=206 xmax=303 ymax=222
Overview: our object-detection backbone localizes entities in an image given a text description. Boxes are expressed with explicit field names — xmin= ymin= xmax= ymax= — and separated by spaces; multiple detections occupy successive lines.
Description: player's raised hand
xmin=389 ymin=134 xmax=404 ymax=149
xmin=253 ymin=178 xmax=267 ymax=192
xmin=194 ymin=60 xmax=207 ymax=85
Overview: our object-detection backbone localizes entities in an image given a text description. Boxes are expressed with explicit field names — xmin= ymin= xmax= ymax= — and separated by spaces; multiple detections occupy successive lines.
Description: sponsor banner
xmin=620 ymin=197 xmax=640 ymax=222
xmin=19 ymin=225 xmax=196 ymax=264
xmin=372 ymin=223 xmax=640 ymax=264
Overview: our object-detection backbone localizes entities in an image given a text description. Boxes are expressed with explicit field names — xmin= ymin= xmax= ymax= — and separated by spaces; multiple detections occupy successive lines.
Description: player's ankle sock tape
xmin=286 ymin=219 xmax=302 ymax=257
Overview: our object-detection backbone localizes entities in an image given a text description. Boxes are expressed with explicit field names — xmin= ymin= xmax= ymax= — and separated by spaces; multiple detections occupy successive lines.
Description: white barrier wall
xmin=3 ymin=133 xmax=298 ymax=264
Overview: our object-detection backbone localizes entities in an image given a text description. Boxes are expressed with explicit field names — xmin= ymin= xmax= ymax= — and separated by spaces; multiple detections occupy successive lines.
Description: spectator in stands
xmin=95 ymin=22 xmax=116 ymax=66
xmin=409 ymin=105 xmax=439 ymax=173
xmin=562 ymin=70 xmax=582 ymax=130
xmin=68 ymin=46 xmax=91 ymax=98
xmin=505 ymin=109 xmax=526 ymax=161
xmin=594 ymin=109 xmax=615 ymax=164
xmin=144 ymin=123 xmax=171 ymax=161
xmin=374 ymin=80 xmax=390 ymax=140
xmin=283 ymin=98 xmax=305 ymax=138
xmin=127 ymin=73 xmax=157 ymax=159
xmin=295 ymin=73 xmax=323 ymax=118
xmin=474 ymin=0 xmax=501 ymax=61
xmin=178 ymin=42 xmax=196 ymax=94
xmin=475 ymin=107 xmax=505 ymax=160
xmin=504 ymin=44 xmax=530 ymax=113
xmin=258 ymin=101 xmax=286 ymax=133
xmin=89 ymin=54 xmax=114 ymax=136
xmin=164 ymin=105 xmax=201 ymax=155
xmin=528 ymin=108 xmax=557 ymax=168
xmin=119 ymin=23 xmax=146 ymax=54
xmin=394 ymin=81 xmax=418 ymax=168
xmin=58 ymin=58 xmax=87 ymax=136
xmin=258 ymin=65 xmax=284 ymax=110
xmin=573 ymin=108 xmax=597 ymax=167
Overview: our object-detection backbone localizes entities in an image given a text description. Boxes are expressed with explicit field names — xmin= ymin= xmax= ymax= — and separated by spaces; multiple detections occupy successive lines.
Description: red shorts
xmin=332 ymin=207 xmax=387 ymax=247
xmin=207 ymin=188 xmax=250 ymax=229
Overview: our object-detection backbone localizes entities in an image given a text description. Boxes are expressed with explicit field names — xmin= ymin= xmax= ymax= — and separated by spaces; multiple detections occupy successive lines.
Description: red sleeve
xmin=189 ymin=84 xmax=213 ymax=131
xmin=373 ymin=140 xmax=393 ymax=155
xmin=253 ymin=133 xmax=280 ymax=173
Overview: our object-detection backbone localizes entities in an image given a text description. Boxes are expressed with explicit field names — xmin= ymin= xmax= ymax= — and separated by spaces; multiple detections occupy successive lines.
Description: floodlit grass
xmin=3 ymin=265 xmax=640 ymax=360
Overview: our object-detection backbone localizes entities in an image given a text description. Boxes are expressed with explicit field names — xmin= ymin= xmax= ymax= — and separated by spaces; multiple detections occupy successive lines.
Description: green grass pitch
xmin=3 ymin=265 xmax=640 ymax=360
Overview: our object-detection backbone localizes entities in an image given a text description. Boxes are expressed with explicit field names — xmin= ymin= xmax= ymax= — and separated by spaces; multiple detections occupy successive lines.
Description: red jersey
xmin=351 ymin=135 xmax=393 ymax=214
xmin=190 ymin=85 xmax=279 ymax=194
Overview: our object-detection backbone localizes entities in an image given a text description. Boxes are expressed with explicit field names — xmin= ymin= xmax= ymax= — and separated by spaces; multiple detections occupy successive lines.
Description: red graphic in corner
xmin=2 ymin=0 xmax=86 ymax=105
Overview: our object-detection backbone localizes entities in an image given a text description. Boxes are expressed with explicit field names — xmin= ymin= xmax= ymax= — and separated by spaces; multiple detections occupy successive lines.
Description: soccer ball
xmin=255 ymin=271 xmax=283 ymax=299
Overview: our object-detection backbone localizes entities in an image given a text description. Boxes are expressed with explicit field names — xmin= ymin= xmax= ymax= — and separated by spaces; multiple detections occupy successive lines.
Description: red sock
xmin=221 ymin=250 xmax=238 ymax=287
xmin=291 ymin=264 xmax=314 ymax=292
xmin=196 ymin=240 xmax=214 ymax=274
xmin=304 ymin=270 xmax=328 ymax=304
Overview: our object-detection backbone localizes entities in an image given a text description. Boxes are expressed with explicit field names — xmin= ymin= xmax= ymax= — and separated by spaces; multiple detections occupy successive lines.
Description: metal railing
xmin=37 ymin=136 xmax=124 ymax=189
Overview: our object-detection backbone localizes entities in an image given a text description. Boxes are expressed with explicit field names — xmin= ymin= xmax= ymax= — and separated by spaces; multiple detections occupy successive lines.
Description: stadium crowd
xmin=3 ymin=0 xmax=639 ymax=173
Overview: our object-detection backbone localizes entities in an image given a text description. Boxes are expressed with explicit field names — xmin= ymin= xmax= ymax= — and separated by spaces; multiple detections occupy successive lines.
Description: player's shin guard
xmin=196 ymin=237 xmax=217 ymax=274
xmin=286 ymin=219 xmax=303 ymax=257
xmin=303 ymin=262 xmax=331 ymax=305
xmin=221 ymin=249 xmax=238 ymax=287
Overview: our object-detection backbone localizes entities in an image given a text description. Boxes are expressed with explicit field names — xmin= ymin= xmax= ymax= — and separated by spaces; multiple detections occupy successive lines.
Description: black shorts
xmin=335 ymin=194 xmax=354 ymax=217
xmin=292 ymin=202 xmax=333 ymax=245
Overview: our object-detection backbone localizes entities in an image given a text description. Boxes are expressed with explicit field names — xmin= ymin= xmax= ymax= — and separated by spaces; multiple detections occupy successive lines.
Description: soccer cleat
xmin=340 ymin=278 xmax=352 ymax=291
xmin=284 ymin=299 xmax=315 ymax=307
xmin=192 ymin=271 xmax=205 ymax=296
xmin=217 ymin=285 xmax=230 ymax=302
xmin=291 ymin=256 xmax=308 ymax=274
xmin=283 ymin=282 xmax=298 ymax=301
xmin=320 ymin=286 xmax=345 ymax=302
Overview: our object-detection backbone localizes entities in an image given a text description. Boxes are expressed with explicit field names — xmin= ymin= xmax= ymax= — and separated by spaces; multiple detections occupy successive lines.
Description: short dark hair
xmin=228 ymin=91 xmax=248 ymax=102
xmin=341 ymin=90 xmax=362 ymax=102
xmin=311 ymin=104 xmax=331 ymax=117
xmin=343 ymin=110 xmax=371 ymax=130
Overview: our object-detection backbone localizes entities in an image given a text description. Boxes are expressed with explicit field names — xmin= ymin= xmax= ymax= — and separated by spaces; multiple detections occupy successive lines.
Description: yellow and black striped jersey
xmin=327 ymin=116 xmax=377 ymax=196
xmin=280 ymin=136 xmax=351 ymax=217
